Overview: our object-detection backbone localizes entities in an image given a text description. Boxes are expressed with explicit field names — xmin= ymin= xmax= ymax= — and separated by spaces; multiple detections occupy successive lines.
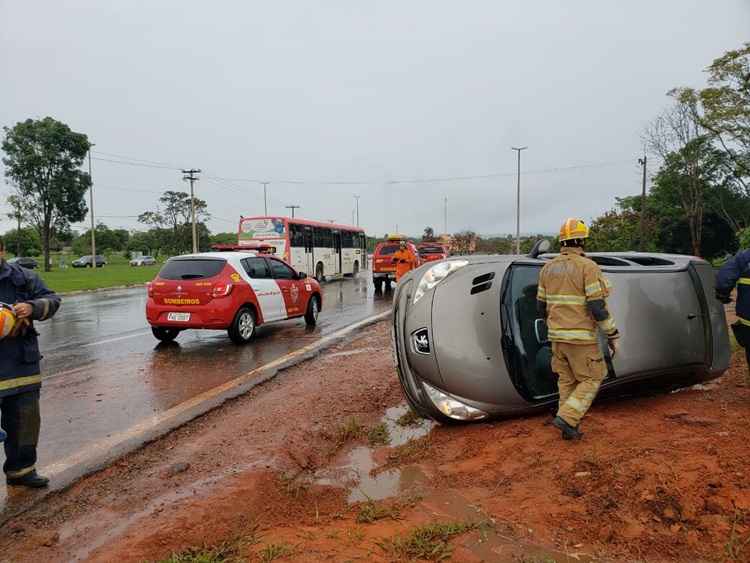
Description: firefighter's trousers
xmin=551 ymin=342 xmax=607 ymax=427
xmin=0 ymin=390 xmax=41 ymax=478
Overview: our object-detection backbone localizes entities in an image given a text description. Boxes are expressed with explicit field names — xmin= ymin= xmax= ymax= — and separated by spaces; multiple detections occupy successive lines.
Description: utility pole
xmin=638 ymin=155 xmax=647 ymax=251
xmin=285 ymin=205 xmax=300 ymax=218
xmin=511 ymin=146 xmax=528 ymax=254
xmin=182 ymin=168 xmax=201 ymax=253
xmin=354 ymin=195 xmax=360 ymax=227
xmin=261 ymin=181 xmax=270 ymax=215
xmin=88 ymin=147 xmax=96 ymax=267
xmin=443 ymin=196 xmax=448 ymax=234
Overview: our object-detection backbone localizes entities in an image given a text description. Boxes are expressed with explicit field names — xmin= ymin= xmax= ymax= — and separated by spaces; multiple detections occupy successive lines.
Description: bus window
xmin=290 ymin=224 xmax=305 ymax=247
xmin=314 ymin=227 xmax=332 ymax=248
xmin=342 ymin=230 xmax=354 ymax=248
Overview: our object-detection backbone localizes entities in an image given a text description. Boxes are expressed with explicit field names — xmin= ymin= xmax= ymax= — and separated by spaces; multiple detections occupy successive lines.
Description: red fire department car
xmin=416 ymin=242 xmax=449 ymax=263
xmin=146 ymin=251 xmax=322 ymax=344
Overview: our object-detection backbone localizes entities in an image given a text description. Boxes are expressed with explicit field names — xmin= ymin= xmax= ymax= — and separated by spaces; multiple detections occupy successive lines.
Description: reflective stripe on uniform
xmin=545 ymin=294 xmax=587 ymax=306
xmin=0 ymin=374 xmax=42 ymax=392
xmin=537 ymin=286 xmax=547 ymax=300
xmin=598 ymin=316 xmax=617 ymax=333
xmin=584 ymin=281 xmax=602 ymax=297
xmin=739 ymin=278 xmax=750 ymax=285
xmin=548 ymin=328 xmax=597 ymax=341
xmin=738 ymin=316 xmax=750 ymax=327
xmin=6 ymin=465 xmax=35 ymax=478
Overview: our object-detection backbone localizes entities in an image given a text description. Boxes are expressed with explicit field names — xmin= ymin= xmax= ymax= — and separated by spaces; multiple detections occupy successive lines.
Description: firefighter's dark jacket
xmin=716 ymin=250 xmax=750 ymax=324
xmin=0 ymin=260 xmax=61 ymax=398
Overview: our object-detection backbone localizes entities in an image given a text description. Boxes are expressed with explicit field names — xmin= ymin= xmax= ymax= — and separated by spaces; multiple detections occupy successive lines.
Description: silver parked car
xmin=392 ymin=243 xmax=730 ymax=424
xmin=130 ymin=255 xmax=156 ymax=267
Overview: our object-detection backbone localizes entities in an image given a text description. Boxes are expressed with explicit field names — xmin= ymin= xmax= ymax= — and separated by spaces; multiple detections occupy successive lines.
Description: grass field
xmin=24 ymin=254 xmax=163 ymax=294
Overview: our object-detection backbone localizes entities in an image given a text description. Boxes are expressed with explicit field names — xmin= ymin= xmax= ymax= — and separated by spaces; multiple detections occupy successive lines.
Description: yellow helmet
xmin=0 ymin=303 xmax=16 ymax=340
xmin=559 ymin=218 xmax=589 ymax=242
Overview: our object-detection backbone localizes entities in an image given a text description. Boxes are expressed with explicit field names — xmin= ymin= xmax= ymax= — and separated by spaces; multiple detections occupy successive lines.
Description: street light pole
xmin=354 ymin=195 xmax=360 ymax=227
xmin=88 ymin=146 xmax=96 ymax=268
xmin=511 ymin=146 xmax=528 ymax=255
xmin=638 ymin=155 xmax=647 ymax=251
xmin=285 ymin=205 xmax=300 ymax=218
xmin=262 ymin=182 xmax=270 ymax=215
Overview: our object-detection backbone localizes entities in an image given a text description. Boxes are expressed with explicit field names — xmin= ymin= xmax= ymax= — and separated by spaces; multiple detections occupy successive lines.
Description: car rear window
xmin=377 ymin=244 xmax=400 ymax=256
xmin=159 ymin=258 xmax=226 ymax=280
xmin=419 ymin=246 xmax=444 ymax=254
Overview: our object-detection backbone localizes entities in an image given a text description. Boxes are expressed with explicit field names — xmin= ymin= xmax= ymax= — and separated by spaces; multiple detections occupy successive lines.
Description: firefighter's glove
xmin=607 ymin=337 xmax=619 ymax=358
xmin=715 ymin=290 xmax=732 ymax=304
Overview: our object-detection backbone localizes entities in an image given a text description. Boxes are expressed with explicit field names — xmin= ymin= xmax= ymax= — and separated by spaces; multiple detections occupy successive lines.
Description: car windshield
xmin=419 ymin=246 xmax=444 ymax=254
xmin=158 ymin=259 xmax=226 ymax=280
xmin=378 ymin=244 xmax=400 ymax=256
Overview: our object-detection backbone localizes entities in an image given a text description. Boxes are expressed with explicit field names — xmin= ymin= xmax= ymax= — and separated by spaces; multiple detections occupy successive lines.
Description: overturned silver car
xmin=392 ymin=246 xmax=730 ymax=423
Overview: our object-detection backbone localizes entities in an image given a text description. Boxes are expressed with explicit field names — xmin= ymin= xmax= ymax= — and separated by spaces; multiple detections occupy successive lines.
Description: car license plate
xmin=167 ymin=312 xmax=191 ymax=322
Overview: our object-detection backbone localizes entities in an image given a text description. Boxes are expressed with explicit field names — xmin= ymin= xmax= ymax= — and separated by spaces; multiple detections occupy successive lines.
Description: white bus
xmin=238 ymin=216 xmax=367 ymax=282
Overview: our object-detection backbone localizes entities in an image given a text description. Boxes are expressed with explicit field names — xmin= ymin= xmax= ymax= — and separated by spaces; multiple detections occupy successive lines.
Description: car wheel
xmin=228 ymin=307 xmax=256 ymax=344
xmin=152 ymin=327 xmax=180 ymax=342
xmin=304 ymin=295 xmax=320 ymax=326
xmin=315 ymin=262 xmax=325 ymax=283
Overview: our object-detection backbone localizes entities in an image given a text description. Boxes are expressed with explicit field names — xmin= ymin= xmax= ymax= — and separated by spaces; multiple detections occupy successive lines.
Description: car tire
xmin=228 ymin=307 xmax=256 ymax=344
xmin=304 ymin=295 xmax=320 ymax=326
xmin=315 ymin=262 xmax=325 ymax=283
xmin=152 ymin=327 xmax=180 ymax=342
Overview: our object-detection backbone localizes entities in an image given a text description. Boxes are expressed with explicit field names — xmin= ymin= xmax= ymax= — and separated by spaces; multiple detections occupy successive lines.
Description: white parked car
xmin=130 ymin=256 xmax=157 ymax=267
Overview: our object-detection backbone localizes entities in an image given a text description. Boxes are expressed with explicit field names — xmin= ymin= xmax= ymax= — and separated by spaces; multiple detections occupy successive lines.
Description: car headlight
xmin=423 ymin=382 xmax=488 ymax=421
xmin=413 ymin=260 xmax=469 ymax=304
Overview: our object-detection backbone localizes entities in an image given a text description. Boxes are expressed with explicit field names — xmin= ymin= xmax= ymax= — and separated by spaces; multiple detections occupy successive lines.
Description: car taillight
xmin=212 ymin=283 xmax=234 ymax=298
xmin=147 ymin=282 xmax=154 ymax=297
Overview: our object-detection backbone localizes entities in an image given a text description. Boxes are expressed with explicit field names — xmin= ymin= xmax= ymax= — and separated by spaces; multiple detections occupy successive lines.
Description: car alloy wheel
xmin=238 ymin=310 xmax=255 ymax=340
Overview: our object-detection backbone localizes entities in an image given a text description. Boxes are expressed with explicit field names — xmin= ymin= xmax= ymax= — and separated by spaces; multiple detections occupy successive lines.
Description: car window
xmin=159 ymin=258 xmax=226 ymax=280
xmin=268 ymin=259 xmax=295 ymax=280
xmin=377 ymin=244 xmax=399 ymax=256
xmin=419 ymin=246 xmax=444 ymax=254
xmin=242 ymin=257 xmax=271 ymax=279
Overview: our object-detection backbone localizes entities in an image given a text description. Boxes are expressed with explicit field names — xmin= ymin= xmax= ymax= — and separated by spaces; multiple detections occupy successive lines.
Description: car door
xmin=240 ymin=257 xmax=286 ymax=322
xmin=267 ymin=258 xmax=304 ymax=318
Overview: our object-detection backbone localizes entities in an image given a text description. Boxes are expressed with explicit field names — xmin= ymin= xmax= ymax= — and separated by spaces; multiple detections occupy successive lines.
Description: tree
xmin=587 ymin=197 xmax=659 ymax=253
xmin=2 ymin=228 xmax=41 ymax=257
xmin=138 ymin=190 xmax=210 ymax=255
xmin=673 ymin=43 xmax=750 ymax=189
xmin=2 ymin=117 xmax=91 ymax=271
xmin=422 ymin=226 xmax=436 ymax=242
xmin=72 ymin=224 xmax=129 ymax=255
xmin=210 ymin=232 xmax=238 ymax=246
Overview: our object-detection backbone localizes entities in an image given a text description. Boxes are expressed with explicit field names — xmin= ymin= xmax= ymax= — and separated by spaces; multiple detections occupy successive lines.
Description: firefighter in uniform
xmin=0 ymin=237 xmax=61 ymax=487
xmin=537 ymin=219 xmax=619 ymax=440
xmin=716 ymin=249 xmax=750 ymax=384
xmin=392 ymin=240 xmax=418 ymax=283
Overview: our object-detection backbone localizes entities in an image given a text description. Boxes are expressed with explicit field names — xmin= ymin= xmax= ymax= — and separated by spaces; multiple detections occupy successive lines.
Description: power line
xmin=90 ymin=156 xmax=181 ymax=171
xmin=91 ymin=150 xmax=185 ymax=170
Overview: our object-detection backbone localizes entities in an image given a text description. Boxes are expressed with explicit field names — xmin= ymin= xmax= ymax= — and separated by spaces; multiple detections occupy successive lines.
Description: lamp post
xmin=511 ymin=146 xmax=528 ymax=254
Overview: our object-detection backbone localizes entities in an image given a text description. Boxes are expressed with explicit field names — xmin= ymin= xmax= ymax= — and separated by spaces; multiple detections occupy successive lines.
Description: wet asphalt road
xmin=1 ymin=272 xmax=391 ymax=508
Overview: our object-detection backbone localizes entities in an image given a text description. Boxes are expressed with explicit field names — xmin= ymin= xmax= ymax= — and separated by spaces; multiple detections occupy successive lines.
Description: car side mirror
xmin=297 ymin=272 xmax=307 ymax=280
xmin=534 ymin=318 xmax=549 ymax=344
xmin=528 ymin=239 xmax=552 ymax=259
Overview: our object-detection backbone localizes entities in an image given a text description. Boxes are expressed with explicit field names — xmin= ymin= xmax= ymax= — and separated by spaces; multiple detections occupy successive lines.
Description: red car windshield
xmin=419 ymin=246 xmax=445 ymax=254
xmin=377 ymin=244 xmax=400 ymax=256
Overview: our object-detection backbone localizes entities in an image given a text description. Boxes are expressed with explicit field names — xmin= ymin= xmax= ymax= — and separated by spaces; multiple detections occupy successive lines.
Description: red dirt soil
xmin=1 ymin=321 xmax=749 ymax=562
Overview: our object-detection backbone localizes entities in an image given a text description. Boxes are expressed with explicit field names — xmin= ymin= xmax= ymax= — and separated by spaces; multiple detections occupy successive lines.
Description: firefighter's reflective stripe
xmin=0 ymin=374 xmax=41 ymax=393
xmin=537 ymin=285 xmax=547 ymax=301
xmin=6 ymin=465 xmax=35 ymax=478
xmin=739 ymin=278 xmax=750 ymax=285
xmin=738 ymin=316 xmax=750 ymax=327
xmin=545 ymin=294 xmax=587 ymax=306
xmin=584 ymin=281 xmax=601 ymax=297
xmin=547 ymin=328 xmax=597 ymax=342
xmin=598 ymin=316 xmax=617 ymax=333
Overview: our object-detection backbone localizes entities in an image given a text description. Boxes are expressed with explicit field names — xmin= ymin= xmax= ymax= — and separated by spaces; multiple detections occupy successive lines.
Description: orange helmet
xmin=559 ymin=218 xmax=589 ymax=242
xmin=0 ymin=303 xmax=16 ymax=340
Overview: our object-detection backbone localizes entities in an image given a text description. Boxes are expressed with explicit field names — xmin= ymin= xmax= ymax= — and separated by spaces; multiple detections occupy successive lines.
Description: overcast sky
xmin=1 ymin=1 xmax=748 ymax=238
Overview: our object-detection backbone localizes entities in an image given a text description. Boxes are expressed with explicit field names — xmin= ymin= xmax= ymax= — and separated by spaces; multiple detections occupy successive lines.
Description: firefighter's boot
xmin=552 ymin=416 xmax=583 ymax=441
xmin=7 ymin=470 xmax=49 ymax=489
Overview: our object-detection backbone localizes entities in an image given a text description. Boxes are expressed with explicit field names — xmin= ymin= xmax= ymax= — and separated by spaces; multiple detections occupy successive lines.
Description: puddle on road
xmin=314 ymin=404 xmax=434 ymax=503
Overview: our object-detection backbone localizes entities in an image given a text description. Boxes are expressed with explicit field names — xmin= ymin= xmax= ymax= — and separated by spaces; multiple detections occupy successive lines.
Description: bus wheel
xmin=315 ymin=263 xmax=325 ymax=283
xmin=352 ymin=261 xmax=359 ymax=278
xmin=374 ymin=278 xmax=383 ymax=293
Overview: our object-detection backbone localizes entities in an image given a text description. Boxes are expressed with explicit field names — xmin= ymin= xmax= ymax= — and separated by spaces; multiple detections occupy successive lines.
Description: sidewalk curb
xmin=0 ymin=310 xmax=391 ymax=527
